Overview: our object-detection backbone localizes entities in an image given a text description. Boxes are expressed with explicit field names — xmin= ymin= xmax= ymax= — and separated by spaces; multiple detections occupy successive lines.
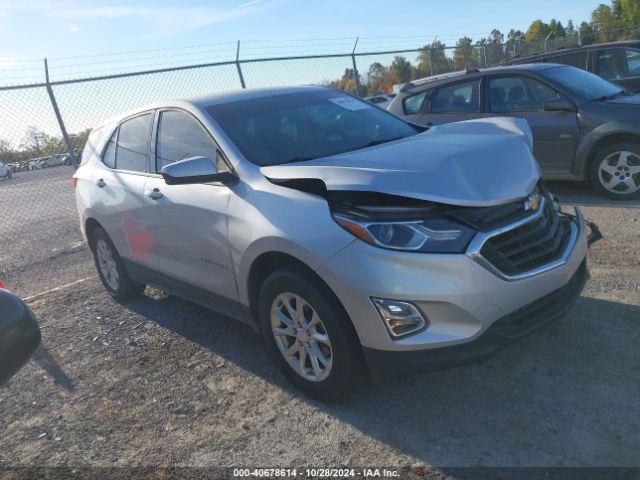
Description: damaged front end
xmin=271 ymin=177 xmax=601 ymax=280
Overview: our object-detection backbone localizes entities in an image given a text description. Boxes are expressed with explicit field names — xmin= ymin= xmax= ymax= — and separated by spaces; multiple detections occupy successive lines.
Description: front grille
xmin=479 ymin=199 xmax=574 ymax=276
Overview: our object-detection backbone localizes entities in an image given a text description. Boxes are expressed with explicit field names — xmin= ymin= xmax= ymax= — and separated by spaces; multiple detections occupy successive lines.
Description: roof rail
xmin=399 ymin=82 xmax=414 ymax=92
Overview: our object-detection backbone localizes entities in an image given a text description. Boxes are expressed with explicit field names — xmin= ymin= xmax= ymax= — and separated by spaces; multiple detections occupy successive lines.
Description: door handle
xmin=145 ymin=188 xmax=163 ymax=201
xmin=95 ymin=179 xmax=105 ymax=188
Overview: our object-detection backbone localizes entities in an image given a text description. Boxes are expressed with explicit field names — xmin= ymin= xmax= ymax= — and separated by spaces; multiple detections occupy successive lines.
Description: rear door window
xmin=488 ymin=76 xmax=561 ymax=112
xmin=546 ymin=52 xmax=588 ymax=70
xmin=431 ymin=80 xmax=480 ymax=113
xmin=115 ymin=113 xmax=152 ymax=172
xmin=625 ymin=49 xmax=640 ymax=76
xmin=596 ymin=49 xmax=629 ymax=80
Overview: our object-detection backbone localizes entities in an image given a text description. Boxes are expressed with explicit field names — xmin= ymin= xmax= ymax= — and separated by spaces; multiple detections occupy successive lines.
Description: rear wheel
xmin=258 ymin=267 xmax=364 ymax=401
xmin=90 ymin=227 xmax=144 ymax=300
xmin=590 ymin=141 xmax=640 ymax=199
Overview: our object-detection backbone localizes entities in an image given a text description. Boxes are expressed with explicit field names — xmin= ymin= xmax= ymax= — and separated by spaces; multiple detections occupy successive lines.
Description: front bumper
xmin=363 ymin=259 xmax=588 ymax=381
xmin=316 ymin=207 xmax=591 ymax=379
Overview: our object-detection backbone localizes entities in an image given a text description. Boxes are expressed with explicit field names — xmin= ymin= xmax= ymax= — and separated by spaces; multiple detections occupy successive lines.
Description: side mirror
xmin=0 ymin=289 xmax=41 ymax=385
xmin=543 ymin=98 xmax=575 ymax=112
xmin=161 ymin=156 xmax=237 ymax=186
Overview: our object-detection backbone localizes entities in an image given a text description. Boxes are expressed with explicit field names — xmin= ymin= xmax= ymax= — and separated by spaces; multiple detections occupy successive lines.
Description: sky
xmin=0 ymin=0 xmax=600 ymax=68
xmin=0 ymin=0 xmax=602 ymax=145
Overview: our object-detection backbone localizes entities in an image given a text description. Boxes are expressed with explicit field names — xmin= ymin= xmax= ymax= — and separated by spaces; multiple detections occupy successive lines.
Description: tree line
xmin=0 ymin=127 xmax=89 ymax=164
xmin=331 ymin=0 xmax=640 ymax=96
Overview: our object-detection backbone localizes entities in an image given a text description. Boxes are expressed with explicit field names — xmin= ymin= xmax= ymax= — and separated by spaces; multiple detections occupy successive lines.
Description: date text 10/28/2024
xmin=233 ymin=468 xmax=401 ymax=478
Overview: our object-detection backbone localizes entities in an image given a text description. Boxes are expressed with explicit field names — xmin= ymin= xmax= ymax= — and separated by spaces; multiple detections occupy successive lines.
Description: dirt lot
xmin=0 ymin=176 xmax=639 ymax=473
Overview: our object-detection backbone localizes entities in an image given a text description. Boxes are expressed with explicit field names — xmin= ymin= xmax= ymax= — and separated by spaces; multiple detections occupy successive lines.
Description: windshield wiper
xmin=597 ymin=90 xmax=626 ymax=101
xmin=360 ymin=136 xmax=406 ymax=149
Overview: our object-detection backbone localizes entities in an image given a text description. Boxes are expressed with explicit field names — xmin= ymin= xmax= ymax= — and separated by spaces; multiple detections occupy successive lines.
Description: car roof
xmin=402 ymin=63 xmax=558 ymax=92
xmin=93 ymin=85 xmax=332 ymax=131
xmin=507 ymin=39 xmax=640 ymax=63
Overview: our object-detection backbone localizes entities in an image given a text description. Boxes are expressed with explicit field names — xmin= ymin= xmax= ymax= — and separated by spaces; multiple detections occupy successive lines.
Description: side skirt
xmin=122 ymin=259 xmax=256 ymax=331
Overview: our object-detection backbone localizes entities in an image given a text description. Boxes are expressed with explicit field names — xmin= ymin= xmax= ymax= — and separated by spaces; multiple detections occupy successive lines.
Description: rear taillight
xmin=0 ymin=279 xmax=5 ymax=289
xmin=71 ymin=176 xmax=78 ymax=190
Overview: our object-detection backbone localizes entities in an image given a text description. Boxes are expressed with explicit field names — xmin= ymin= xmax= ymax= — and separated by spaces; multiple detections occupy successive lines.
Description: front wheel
xmin=590 ymin=141 xmax=640 ymax=199
xmin=258 ymin=267 xmax=364 ymax=402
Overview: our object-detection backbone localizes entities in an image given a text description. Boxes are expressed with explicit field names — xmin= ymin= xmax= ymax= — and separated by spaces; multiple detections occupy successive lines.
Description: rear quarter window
xmin=80 ymin=125 xmax=110 ymax=166
xmin=403 ymin=91 xmax=428 ymax=115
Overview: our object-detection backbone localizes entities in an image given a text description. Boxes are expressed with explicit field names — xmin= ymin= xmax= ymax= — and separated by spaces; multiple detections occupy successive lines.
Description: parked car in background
xmin=74 ymin=87 xmax=593 ymax=400
xmin=365 ymin=93 xmax=397 ymax=109
xmin=0 ymin=161 xmax=12 ymax=179
xmin=389 ymin=63 xmax=640 ymax=199
xmin=504 ymin=40 xmax=640 ymax=91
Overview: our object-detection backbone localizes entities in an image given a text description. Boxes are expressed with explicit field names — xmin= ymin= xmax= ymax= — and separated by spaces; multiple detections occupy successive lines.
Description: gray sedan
xmin=388 ymin=63 xmax=640 ymax=199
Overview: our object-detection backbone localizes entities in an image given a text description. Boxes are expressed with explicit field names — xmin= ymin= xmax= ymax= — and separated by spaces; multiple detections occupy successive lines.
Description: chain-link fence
xmin=0 ymin=35 xmax=627 ymax=293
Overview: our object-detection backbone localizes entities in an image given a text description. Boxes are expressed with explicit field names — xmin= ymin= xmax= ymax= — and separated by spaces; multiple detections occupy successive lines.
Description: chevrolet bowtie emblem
xmin=524 ymin=193 xmax=540 ymax=212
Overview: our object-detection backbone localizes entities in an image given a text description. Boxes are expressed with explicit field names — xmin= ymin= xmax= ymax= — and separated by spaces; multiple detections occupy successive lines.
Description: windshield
xmin=543 ymin=65 xmax=623 ymax=100
xmin=206 ymin=90 xmax=418 ymax=166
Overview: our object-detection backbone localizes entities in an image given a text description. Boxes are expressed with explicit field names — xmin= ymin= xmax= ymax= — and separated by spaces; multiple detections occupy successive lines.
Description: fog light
xmin=371 ymin=298 xmax=426 ymax=338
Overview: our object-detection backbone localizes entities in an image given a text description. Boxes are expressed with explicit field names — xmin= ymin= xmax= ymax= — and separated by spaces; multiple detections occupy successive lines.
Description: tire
xmin=590 ymin=141 xmax=640 ymax=200
xmin=258 ymin=267 xmax=364 ymax=402
xmin=90 ymin=227 xmax=144 ymax=300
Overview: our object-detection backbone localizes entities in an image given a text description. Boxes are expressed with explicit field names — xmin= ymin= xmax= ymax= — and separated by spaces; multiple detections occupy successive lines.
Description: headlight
xmin=332 ymin=212 xmax=476 ymax=253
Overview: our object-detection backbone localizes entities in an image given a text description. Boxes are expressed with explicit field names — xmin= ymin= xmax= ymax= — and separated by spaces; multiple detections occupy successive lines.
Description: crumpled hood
xmin=260 ymin=117 xmax=540 ymax=207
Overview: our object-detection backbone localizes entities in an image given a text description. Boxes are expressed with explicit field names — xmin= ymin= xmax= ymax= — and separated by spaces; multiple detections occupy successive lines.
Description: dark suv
xmin=504 ymin=40 xmax=640 ymax=91
xmin=388 ymin=63 xmax=640 ymax=199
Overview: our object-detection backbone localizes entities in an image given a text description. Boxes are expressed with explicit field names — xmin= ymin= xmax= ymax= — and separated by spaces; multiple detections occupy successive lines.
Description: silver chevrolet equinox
xmin=74 ymin=86 xmax=595 ymax=401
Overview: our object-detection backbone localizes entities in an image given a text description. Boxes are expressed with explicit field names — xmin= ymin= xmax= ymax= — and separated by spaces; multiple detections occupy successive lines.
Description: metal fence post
xmin=44 ymin=58 xmax=78 ymax=168
xmin=236 ymin=41 xmax=246 ymax=89
xmin=351 ymin=37 xmax=362 ymax=97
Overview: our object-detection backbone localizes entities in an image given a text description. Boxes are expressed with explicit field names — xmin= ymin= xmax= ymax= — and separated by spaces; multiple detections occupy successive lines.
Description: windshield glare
xmin=205 ymin=90 xmax=418 ymax=166
xmin=543 ymin=65 xmax=623 ymax=100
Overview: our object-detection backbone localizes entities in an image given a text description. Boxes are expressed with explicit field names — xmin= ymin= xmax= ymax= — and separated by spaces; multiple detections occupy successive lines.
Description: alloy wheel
xmin=598 ymin=150 xmax=640 ymax=195
xmin=96 ymin=239 xmax=119 ymax=290
xmin=270 ymin=292 xmax=333 ymax=382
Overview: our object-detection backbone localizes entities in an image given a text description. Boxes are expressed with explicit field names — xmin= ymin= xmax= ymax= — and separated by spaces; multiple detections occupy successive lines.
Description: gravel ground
xmin=0 ymin=177 xmax=639 ymax=473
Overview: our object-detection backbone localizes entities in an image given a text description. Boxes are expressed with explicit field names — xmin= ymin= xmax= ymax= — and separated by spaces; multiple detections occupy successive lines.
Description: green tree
xmin=329 ymin=68 xmax=366 ymax=96
xmin=592 ymin=3 xmax=619 ymax=41
xmin=416 ymin=40 xmax=453 ymax=76
xmin=579 ymin=21 xmax=596 ymax=45
xmin=524 ymin=19 xmax=549 ymax=43
xmin=389 ymin=56 xmax=412 ymax=83
xmin=453 ymin=36 xmax=480 ymax=70
xmin=618 ymin=0 xmax=640 ymax=37
xmin=366 ymin=62 xmax=396 ymax=95
xmin=484 ymin=29 xmax=506 ymax=66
